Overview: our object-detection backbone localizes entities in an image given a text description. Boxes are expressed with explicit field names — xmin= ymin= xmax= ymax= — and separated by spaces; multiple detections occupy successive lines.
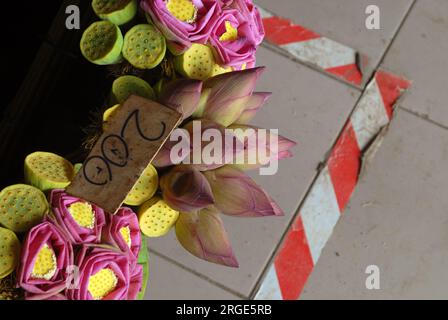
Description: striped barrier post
xmin=258 ymin=6 xmax=366 ymax=86
xmin=255 ymin=71 xmax=411 ymax=300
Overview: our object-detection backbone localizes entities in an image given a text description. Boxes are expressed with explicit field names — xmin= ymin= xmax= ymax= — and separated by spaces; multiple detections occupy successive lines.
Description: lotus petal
xmin=203 ymin=166 xmax=284 ymax=217
xmin=175 ymin=207 xmax=239 ymax=268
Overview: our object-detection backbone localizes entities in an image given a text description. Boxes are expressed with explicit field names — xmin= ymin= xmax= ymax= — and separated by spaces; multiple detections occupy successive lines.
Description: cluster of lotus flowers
xmin=142 ymin=0 xmax=264 ymax=68
xmin=17 ymin=190 xmax=144 ymax=300
xmin=84 ymin=0 xmax=296 ymax=272
xmin=82 ymin=0 xmax=265 ymax=81
xmin=137 ymin=66 xmax=297 ymax=267
xmin=0 ymin=0 xmax=296 ymax=301
xmin=0 ymin=66 xmax=296 ymax=301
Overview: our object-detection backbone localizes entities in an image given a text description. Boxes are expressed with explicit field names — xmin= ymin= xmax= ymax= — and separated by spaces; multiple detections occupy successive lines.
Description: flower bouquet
xmin=0 ymin=0 xmax=296 ymax=300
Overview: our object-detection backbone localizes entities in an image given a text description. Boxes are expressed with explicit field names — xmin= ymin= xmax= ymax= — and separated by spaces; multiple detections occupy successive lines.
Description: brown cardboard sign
xmin=67 ymin=95 xmax=182 ymax=214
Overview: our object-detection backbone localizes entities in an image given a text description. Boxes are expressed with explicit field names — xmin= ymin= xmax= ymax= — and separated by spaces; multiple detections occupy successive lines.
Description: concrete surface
xmin=302 ymin=110 xmax=448 ymax=299
xmin=145 ymin=251 xmax=240 ymax=300
xmin=255 ymin=0 xmax=414 ymax=86
xmin=381 ymin=0 xmax=448 ymax=127
xmin=143 ymin=0 xmax=448 ymax=300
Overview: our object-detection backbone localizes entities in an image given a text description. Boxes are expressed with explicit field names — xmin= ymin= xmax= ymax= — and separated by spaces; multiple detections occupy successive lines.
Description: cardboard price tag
xmin=67 ymin=95 xmax=182 ymax=214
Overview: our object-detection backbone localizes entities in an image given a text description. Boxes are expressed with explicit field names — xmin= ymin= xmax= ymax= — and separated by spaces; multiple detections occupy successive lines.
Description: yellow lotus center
xmin=31 ymin=244 xmax=57 ymax=280
xmin=219 ymin=21 xmax=238 ymax=42
xmin=119 ymin=226 xmax=132 ymax=248
xmin=166 ymin=0 xmax=197 ymax=23
xmin=88 ymin=268 xmax=118 ymax=300
xmin=68 ymin=202 xmax=95 ymax=229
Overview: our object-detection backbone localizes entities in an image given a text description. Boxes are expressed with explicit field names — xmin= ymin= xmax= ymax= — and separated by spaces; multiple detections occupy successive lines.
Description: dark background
xmin=3 ymin=2 xmax=62 ymax=107
xmin=0 ymin=1 xmax=112 ymax=186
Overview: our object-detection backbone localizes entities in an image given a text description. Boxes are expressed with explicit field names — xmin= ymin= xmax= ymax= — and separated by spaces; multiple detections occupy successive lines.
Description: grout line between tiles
xmin=366 ymin=0 xmax=417 ymax=86
xmin=149 ymin=248 xmax=247 ymax=299
xmin=399 ymin=106 xmax=448 ymax=131
xmin=248 ymin=82 xmax=371 ymax=299
xmin=147 ymin=3 xmax=419 ymax=299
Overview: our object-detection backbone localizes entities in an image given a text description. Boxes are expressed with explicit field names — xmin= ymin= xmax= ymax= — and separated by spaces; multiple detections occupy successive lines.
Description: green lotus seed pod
xmin=174 ymin=44 xmax=218 ymax=80
xmin=124 ymin=164 xmax=159 ymax=206
xmin=25 ymin=152 xmax=75 ymax=192
xmin=123 ymin=24 xmax=166 ymax=69
xmin=103 ymin=104 xmax=120 ymax=122
xmin=0 ymin=185 xmax=49 ymax=233
xmin=137 ymin=237 xmax=149 ymax=300
xmin=74 ymin=163 xmax=83 ymax=176
xmin=0 ymin=228 xmax=20 ymax=279
xmin=112 ymin=76 xmax=155 ymax=104
xmin=92 ymin=0 xmax=138 ymax=26
xmin=102 ymin=104 xmax=121 ymax=130
xmin=80 ymin=20 xmax=124 ymax=65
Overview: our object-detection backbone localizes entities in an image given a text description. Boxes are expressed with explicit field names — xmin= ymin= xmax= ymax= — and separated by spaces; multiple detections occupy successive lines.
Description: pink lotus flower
xmin=175 ymin=206 xmax=238 ymax=267
xmin=183 ymin=119 xmax=244 ymax=171
xmin=142 ymin=0 xmax=223 ymax=54
xmin=43 ymin=293 xmax=68 ymax=300
xmin=209 ymin=8 xmax=257 ymax=68
xmin=229 ymin=124 xmax=297 ymax=171
xmin=234 ymin=92 xmax=272 ymax=124
xmin=28 ymin=292 xmax=68 ymax=300
xmin=67 ymin=246 xmax=141 ymax=300
xmin=18 ymin=222 xmax=73 ymax=300
xmin=160 ymin=165 xmax=215 ymax=212
xmin=203 ymin=166 xmax=284 ymax=217
xmin=128 ymin=264 xmax=144 ymax=300
xmin=200 ymin=67 xmax=265 ymax=127
xmin=228 ymin=0 xmax=265 ymax=46
xmin=153 ymin=128 xmax=191 ymax=168
xmin=159 ymin=79 xmax=203 ymax=120
xmin=48 ymin=190 xmax=106 ymax=245
xmin=103 ymin=207 xmax=142 ymax=265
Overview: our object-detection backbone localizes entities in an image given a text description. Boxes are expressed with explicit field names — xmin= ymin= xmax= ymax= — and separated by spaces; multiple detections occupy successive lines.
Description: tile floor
xmin=145 ymin=0 xmax=448 ymax=300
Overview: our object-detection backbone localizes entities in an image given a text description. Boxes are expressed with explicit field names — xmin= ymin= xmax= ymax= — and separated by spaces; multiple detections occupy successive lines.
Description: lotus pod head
xmin=123 ymin=24 xmax=166 ymax=69
xmin=124 ymin=164 xmax=159 ymax=206
xmin=174 ymin=44 xmax=216 ymax=80
xmin=0 ymin=184 xmax=49 ymax=233
xmin=25 ymin=152 xmax=75 ymax=192
xmin=80 ymin=21 xmax=123 ymax=65
xmin=112 ymin=76 xmax=155 ymax=104
xmin=138 ymin=197 xmax=180 ymax=238
xmin=92 ymin=0 xmax=138 ymax=26
xmin=0 ymin=227 xmax=21 ymax=279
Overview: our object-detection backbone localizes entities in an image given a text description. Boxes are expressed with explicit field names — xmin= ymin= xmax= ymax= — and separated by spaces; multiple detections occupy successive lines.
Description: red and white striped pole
xmin=255 ymin=71 xmax=411 ymax=300
xmin=258 ymin=6 xmax=365 ymax=86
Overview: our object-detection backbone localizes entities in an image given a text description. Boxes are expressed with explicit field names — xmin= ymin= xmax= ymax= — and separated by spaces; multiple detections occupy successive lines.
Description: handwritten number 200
xmin=83 ymin=110 xmax=167 ymax=186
